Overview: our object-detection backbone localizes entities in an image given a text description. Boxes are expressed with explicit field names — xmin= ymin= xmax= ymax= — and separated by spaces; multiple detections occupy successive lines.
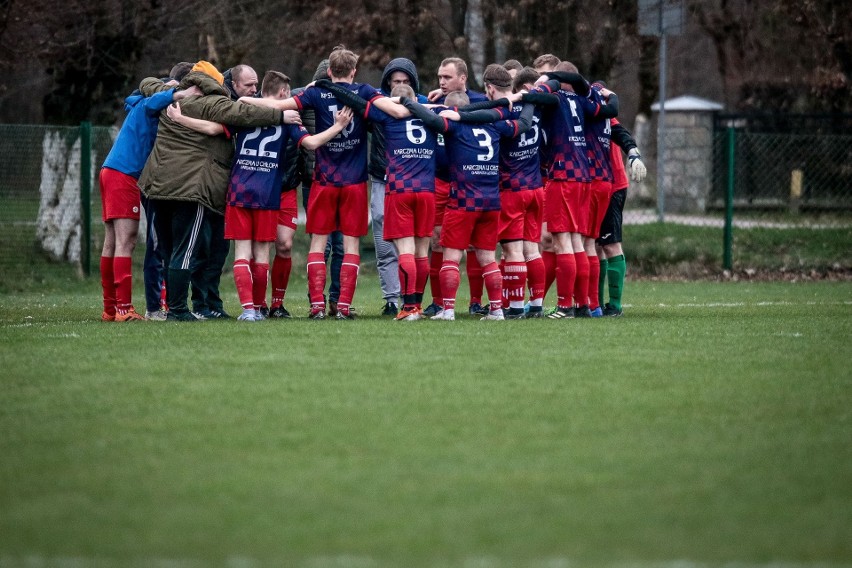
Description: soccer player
xmin=424 ymin=57 xmax=491 ymax=316
xmin=239 ymin=46 xmax=383 ymax=320
xmin=403 ymin=90 xmax=534 ymax=321
xmin=319 ymin=78 xmax=440 ymax=321
xmin=225 ymin=82 xmax=353 ymax=322
xmin=98 ymin=68 xmax=201 ymax=322
xmin=522 ymin=65 xmax=619 ymax=319
xmin=478 ymin=64 xmax=547 ymax=319
xmin=597 ymin=117 xmax=646 ymax=317
xmin=367 ymin=58 xmax=428 ymax=317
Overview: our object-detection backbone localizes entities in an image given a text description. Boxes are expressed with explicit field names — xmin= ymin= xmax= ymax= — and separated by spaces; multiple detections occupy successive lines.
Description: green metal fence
xmin=0 ymin=120 xmax=849 ymax=288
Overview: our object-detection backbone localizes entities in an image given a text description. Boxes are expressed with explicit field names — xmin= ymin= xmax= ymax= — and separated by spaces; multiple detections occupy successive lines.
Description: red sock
xmin=429 ymin=250 xmax=443 ymax=306
xmin=233 ymin=259 xmax=253 ymax=309
xmin=337 ymin=253 xmax=360 ymax=314
xmin=555 ymin=253 xmax=576 ymax=309
xmin=466 ymin=252 xmax=483 ymax=304
xmin=100 ymin=256 xmax=116 ymax=315
xmin=542 ymin=250 xmax=557 ymax=298
xmin=306 ymin=252 xmax=326 ymax=308
xmin=526 ymin=255 xmax=546 ymax=302
xmin=113 ymin=256 xmax=133 ymax=314
xmin=503 ymin=261 xmax=528 ymax=308
xmin=251 ymin=261 xmax=269 ymax=309
xmin=499 ymin=260 xmax=509 ymax=309
xmin=415 ymin=256 xmax=430 ymax=306
xmin=574 ymin=252 xmax=590 ymax=307
xmin=270 ymin=255 xmax=292 ymax=308
xmin=482 ymin=261 xmax=503 ymax=313
xmin=439 ymin=259 xmax=460 ymax=311
xmin=398 ymin=253 xmax=416 ymax=297
xmin=588 ymin=255 xmax=601 ymax=310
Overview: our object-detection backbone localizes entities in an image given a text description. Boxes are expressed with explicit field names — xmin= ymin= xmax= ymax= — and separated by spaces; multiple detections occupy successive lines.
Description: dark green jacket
xmin=138 ymin=71 xmax=283 ymax=213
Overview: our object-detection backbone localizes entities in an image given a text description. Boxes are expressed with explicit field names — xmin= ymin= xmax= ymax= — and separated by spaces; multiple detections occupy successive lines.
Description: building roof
xmin=651 ymin=95 xmax=724 ymax=112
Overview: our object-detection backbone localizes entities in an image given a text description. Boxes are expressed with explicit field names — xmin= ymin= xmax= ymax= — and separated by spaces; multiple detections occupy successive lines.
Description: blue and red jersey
xmin=228 ymin=123 xmax=309 ymax=210
xmin=444 ymin=117 xmax=523 ymax=212
xmin=294 ymin=81 xmax=382 ymax=186
xmin=499 ymin=103 xmax=544 ymax=192
xmin=433 ymin=90 xmax=488 ymax=182
xmin=585 ymin=87 xmax=613 ymax=182
xmin=534 ymin=83 xmax=606 ymax=182
xmin=366 ymin=105 xmax=438 ymax=194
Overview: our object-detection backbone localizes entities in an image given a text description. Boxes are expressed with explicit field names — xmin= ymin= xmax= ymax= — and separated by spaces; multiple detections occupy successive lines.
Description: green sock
xmin=606 ymin=254 xmax=626 ymax=310
xmin=598 ymin=257 xmax=608 ymax=308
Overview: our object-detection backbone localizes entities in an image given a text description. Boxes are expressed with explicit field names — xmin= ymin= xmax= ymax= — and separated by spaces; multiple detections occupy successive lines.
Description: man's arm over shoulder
xmin=188 ymin=96 xmax=283 ymax=127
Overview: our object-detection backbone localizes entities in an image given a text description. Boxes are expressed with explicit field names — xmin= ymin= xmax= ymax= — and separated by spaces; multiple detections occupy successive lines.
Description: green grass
xmin=1 ymin=276 xmax=850 ymax=567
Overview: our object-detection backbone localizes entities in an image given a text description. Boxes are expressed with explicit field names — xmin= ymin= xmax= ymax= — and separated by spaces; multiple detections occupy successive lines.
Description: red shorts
xmin=544 ymin=180 xmax=588 ymax=234
xmin=433 ymin=178 xmax=451 ymax=227
xmin=586 ymin=180 xmax=613 ymax=239
xmin=99 ymin=167 xmax=141 ymax=221
xmin=225 ymin=205 xmax=278 ymax=242
xmin=384 ymin=192 xmax=436 ymax=240
xmin=305 ymin=181 xmax=368 ymax=237
xmin=277 ymin=190 xmax=299 ymax=230
xmin=441 ymin=208 xmax=499 ymax=251
xmin=498 ymin=187 xmax=544 ymax=243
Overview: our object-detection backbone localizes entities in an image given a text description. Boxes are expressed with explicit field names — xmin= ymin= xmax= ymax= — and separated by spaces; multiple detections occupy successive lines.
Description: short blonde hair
xmin=329 ymin=45 xmax=359 ymax=78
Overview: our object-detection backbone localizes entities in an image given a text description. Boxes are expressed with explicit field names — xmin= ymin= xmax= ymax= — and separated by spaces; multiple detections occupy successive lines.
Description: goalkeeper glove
xmin=628 ymin=149 xmax=646 ymax=182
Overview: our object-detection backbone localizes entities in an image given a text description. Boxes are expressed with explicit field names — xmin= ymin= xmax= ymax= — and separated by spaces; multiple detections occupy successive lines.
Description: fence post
xmin=80 ymin=121 xmax=92 ymax=277
xmin=723 ymin=126 xmax=735 ymax=271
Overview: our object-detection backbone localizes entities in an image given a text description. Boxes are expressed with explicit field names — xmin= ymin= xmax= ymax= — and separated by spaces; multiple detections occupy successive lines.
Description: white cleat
xmin=237 ymin=308 xmax=258 ymax=322
xmin=430 ymin=308 xmax=455 ymax=321
xmin=481 ymin=310 xmax=505 ymax=321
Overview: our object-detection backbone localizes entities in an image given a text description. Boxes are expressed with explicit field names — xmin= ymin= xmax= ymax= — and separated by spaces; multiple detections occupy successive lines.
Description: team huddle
xmin=97 ymin=46 xmax=646 ymax=323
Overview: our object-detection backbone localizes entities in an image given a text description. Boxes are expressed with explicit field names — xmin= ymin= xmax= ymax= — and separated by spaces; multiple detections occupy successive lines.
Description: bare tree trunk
xmin=36 ymin=131 xmax=90 ymax=265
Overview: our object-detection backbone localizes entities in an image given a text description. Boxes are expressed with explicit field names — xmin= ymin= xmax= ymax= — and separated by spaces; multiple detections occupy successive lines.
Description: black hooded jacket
xmin=368 ymin=58 xmax=421 ymax=180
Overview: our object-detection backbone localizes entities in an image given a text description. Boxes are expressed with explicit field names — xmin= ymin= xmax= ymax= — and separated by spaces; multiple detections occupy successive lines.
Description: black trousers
xmin=150 ymin=200 xmax=211 ymax=315
xmin=191 ymin=211 xmax=229 ymax=313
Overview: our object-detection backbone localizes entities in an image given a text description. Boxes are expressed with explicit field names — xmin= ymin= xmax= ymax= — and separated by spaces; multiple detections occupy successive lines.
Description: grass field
xmin=1 ymin=274 xmax=850 ymax=567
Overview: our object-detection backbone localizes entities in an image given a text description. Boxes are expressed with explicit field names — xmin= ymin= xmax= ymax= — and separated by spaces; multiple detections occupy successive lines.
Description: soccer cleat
xmin=328 ymin=301 xmax=338 ymax=317
xmin=468 ymin=302 xmax=489 ymax=316
xmin=526 ymin=306 xmax=545 ymax=319
xmin=115 ymin=308 xmax=144 ymax=322
xmin=590 ymin=307 xmax=603 ymax=318
xmin=395 ymin=306 xmax=422 ymax=321
xmin=206 ymin=309 xmax=231 ymax=319
xmin=237 ymin=309 xmax=258 ymax=322
xmin=191 ymin=311 xmax=208 ymax=320
xmin=269 ymin=306 xmax=291 ymax=319
xmin=258 ymin=306 xmax=270 ymax=319
xmin=101 ymin=311 xmax=116 ymax=322
xmin=574 ymin=305 xmax=592 ymax=318
xmin=431 ymin=308 xmax=455 ymax=321
xmin=308 ymin=306 xmax=326 ymax=320
xmin=145 ymin=309 xmax=168 ymax=321
xmin=381 ymin=302 xmax=399 ymax=317
xmin=603 ymin=303 xmax=624 ymax=317
xmin=422 ymin=303 xmax=442 ymax=317
xmin=166 ymin=311 xmax=199 ymax=322
xmin=481 ymin=310 xmax=505 ymax=321
xmin=547 ymin=306 xmax=575 ymax=319
xmin=335 ymin=310 xmax=356 ymax=320
xmin=505 ymin=307 xmax=526 ymax=320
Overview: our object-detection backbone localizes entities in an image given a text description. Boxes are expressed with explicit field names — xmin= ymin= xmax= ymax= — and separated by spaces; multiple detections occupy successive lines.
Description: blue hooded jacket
xmin=102 ymin=87 xmax=176 ymax=179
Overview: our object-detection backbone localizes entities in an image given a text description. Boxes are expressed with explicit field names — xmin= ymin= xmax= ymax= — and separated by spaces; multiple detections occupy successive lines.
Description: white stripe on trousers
xmin=180 ymin=204 xmax=205 ymax=271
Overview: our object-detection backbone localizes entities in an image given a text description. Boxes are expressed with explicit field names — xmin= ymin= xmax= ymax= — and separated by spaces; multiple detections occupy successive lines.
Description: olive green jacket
xmin=138 ymin=71 xmax=283 ymax=213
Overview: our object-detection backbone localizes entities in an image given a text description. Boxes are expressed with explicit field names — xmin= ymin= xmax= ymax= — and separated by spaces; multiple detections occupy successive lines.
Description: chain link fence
xmin=1 ymin=116 xmax=850 ymax=290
